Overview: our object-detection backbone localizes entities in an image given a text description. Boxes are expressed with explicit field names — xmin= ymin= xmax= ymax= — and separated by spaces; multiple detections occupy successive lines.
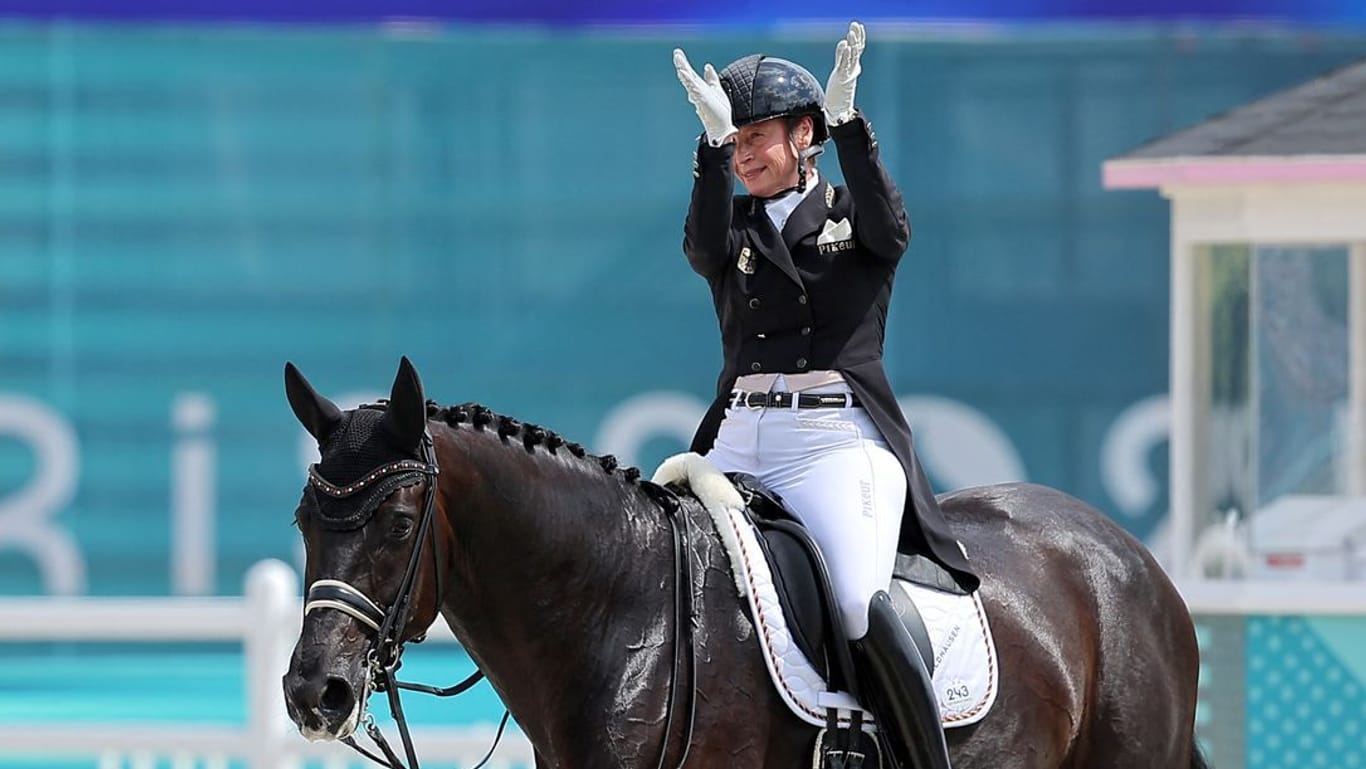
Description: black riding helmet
xmin=718 ymin=54 xmax=829 ymax=144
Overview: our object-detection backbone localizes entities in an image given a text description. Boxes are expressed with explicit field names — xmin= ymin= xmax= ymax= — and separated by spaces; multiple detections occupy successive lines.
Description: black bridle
xmin=303 ymin=431 xmax=503 ymax=769
xmin=301 ymin=430 xmax=699 ymax=769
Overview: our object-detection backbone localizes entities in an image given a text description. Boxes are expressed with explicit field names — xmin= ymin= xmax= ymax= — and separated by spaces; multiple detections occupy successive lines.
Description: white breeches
xmin=705 ymin=384 xmax=907 ymax=639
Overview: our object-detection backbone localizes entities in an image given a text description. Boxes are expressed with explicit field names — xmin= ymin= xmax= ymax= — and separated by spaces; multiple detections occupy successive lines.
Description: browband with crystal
xmin=308 ymin=459 xmax=438 ymax=498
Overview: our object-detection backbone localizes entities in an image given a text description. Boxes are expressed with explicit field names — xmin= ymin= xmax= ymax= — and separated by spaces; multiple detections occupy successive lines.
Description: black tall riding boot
xmin=852 ymin=591 xmax=953 ymax=769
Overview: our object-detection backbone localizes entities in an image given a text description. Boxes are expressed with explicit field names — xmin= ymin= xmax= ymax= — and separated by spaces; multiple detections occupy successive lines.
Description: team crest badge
xmin=824 ymin=183 xmax=834 ymax=208
xmin=737 ymin=246 xmax=756 ymax=274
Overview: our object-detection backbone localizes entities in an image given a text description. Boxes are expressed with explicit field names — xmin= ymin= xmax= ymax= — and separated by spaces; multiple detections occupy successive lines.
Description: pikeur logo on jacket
xmin=816 ymin=218 xmax=855 ymax=254
xmin=682 ymin=115 xmax=978 ymax=592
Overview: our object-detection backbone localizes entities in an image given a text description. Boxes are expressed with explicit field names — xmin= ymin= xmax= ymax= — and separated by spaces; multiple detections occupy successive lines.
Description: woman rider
xmin=672 ymin=22 xmax=978 ymax=769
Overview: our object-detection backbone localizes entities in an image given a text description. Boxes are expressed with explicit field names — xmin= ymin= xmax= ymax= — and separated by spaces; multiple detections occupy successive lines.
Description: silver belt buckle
xmin=744 ymin=392 xmax=766 ymax=410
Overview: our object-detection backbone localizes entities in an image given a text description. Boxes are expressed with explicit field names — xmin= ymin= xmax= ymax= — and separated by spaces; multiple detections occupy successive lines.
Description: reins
xmin=304 ymin=431 xmax=702 ymax=769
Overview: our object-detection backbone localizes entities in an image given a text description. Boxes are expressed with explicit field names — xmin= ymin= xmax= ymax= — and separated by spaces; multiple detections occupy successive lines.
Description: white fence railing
xmin=1179 ymin=577 xmax=1366 ymax=614
xmin=0 ymin=560 xmax=534 ymax=769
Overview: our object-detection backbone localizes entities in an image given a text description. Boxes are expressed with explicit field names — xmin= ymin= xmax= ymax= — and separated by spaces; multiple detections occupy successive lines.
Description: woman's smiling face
xmin=732 ymin=116 xmax=812 ymax=198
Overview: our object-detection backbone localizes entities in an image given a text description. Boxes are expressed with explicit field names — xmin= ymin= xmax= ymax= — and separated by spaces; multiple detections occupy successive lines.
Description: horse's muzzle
xmin=283 ymin=665 xmax=362 ymax=741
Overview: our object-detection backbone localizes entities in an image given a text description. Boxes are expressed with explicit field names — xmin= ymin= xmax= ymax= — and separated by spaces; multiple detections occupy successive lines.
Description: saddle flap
xmin=727 ymin=472 xmax=860 ymax=696
xmin=754 ymin=525 xmax=828 ymax=676
xmin=893 ymin=553 xmax=968 ymax=596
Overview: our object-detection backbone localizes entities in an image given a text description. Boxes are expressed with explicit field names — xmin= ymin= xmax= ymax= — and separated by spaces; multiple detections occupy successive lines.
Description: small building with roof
xmin=1104 ymin=56 xmax=1366 ymax=602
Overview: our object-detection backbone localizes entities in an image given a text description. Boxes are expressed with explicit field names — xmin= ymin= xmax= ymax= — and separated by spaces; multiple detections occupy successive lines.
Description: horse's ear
xmin=284 ymin=362 xmax=344 ymax=444
xmin=381 ymin=356 xmax=427 ymax=453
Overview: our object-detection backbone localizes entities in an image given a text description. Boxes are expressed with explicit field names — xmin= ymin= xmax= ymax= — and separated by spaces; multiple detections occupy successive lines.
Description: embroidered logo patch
xmin=816 ymin=218 xmax=854 ymax=255
xmin=737 ymin=246 xmax=756 ymax=274
xmin=824 ymin=183 xmax=834 ymax=208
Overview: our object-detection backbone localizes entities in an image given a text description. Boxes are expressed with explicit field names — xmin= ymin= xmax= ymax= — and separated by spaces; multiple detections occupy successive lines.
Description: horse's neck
xmin=434 ymin=425 xmax=676 ymax=746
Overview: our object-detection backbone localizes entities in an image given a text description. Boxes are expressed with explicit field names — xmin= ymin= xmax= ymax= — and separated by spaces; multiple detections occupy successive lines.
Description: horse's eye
xmin=389 ymin=517 xmax=414 ymax=539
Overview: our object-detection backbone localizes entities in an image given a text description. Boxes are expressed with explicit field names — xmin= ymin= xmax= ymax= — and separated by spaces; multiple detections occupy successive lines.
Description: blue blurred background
xmin=3 ymin=8 xmax=1364 ymax=596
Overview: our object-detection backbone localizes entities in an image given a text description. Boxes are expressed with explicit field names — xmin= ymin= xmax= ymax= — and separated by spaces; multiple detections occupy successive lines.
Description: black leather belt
xmin=730 ymin=390 xmax=861 ymax=410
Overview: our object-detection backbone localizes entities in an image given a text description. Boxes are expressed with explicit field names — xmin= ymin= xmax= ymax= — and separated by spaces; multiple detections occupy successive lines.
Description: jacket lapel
xmin=781 ymin=181 xmax=833 ymax=252
xmin=742 ymin=198 xmax=803 ymax=286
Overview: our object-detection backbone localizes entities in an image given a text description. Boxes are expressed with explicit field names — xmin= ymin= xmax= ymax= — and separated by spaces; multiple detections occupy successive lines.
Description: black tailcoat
xmin=682 ymin=114 xmax=978 ymax=592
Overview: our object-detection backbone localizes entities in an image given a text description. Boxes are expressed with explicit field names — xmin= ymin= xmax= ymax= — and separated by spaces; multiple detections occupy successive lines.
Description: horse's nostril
xmin=318 ymin=676 xmax=355 ymax=717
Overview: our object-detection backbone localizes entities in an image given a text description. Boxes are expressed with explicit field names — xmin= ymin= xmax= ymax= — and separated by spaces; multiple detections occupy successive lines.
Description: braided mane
xmin=344 ymin=400 xmax=648 ymax=485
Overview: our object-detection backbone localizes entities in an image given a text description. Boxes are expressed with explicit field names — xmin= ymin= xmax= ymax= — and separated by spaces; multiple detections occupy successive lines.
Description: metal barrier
xmin=0 ymin=560 xmax=534 ymax=769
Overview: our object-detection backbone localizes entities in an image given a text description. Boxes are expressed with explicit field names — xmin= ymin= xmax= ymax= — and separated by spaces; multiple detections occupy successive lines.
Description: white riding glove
xmin=824 ymin=21 xmax=866 ymax=127
xmin=673 ymin=49 xmax=738 ymax=148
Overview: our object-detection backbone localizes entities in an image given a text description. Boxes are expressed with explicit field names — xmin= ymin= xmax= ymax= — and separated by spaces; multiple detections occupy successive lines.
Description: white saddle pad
xmin=653 ymin=453 xmax=999 ymax=730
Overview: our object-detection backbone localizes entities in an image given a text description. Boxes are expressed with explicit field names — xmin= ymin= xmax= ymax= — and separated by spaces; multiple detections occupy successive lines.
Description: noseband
xmin=301 ymin=433 xmax=502 ymax=769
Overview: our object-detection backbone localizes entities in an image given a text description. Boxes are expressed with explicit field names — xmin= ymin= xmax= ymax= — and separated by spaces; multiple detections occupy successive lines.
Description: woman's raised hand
xmin=824 ymin=21 xmax=866 ymax=127
xmin=674 ymin=49 xmax=738 ymax=147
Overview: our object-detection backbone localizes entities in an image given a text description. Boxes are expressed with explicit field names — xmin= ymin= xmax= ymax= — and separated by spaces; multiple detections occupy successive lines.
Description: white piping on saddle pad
xmin=651 ymin=452 xmax=998 ymax=730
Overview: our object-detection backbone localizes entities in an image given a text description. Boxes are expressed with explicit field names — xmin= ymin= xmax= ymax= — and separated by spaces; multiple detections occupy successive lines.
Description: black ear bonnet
xmin=305 ymin=407 xmax=429 ymax=531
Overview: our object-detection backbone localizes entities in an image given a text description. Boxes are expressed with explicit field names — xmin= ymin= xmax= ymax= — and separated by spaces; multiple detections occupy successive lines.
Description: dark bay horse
xmin=282 ymin=358 xmax=1204 ymax=769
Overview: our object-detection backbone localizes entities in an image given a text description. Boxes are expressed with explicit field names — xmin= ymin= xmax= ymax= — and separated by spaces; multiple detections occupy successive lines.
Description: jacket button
xmin=750 ymin=362 xmax=762 ymax=372
xmin=749 ymin=298 xmax=761 ymax=309
xmin=801 ymin=326 xmax=811 ymax=336
xmin=798 ymin=295 xmax=808 ymax=305
xmin=796 ymin=358 xmax=808 ymax=369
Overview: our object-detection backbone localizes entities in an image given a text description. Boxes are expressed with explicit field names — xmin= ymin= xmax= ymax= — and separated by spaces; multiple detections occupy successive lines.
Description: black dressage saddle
xmin=724 ymin=473 xmax=967 ymax=691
